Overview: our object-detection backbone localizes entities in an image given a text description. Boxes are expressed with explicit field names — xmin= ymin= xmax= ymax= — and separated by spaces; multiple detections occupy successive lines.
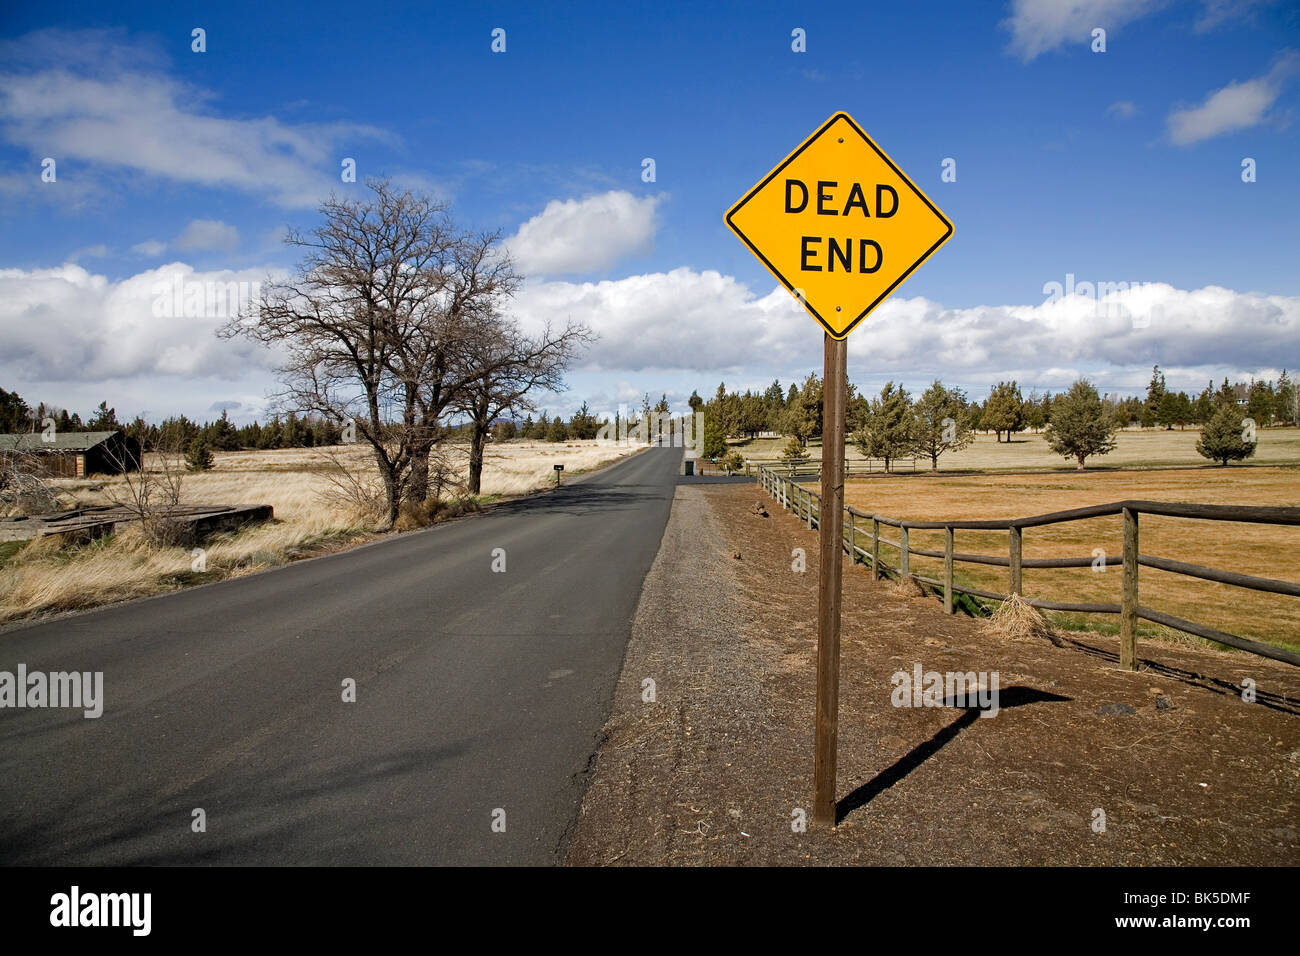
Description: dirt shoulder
xmin=566 ymin=482 xmax=1300 ymax=866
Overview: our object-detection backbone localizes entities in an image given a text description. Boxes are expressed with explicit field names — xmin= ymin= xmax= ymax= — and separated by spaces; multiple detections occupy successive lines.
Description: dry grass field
xmin=741 ymin=425 xmax=1300 ymax=471
xmin=0 ymin=439 xmax=641 ymax=627
xmin=824 ymin=467 xmax=1300 ymax=652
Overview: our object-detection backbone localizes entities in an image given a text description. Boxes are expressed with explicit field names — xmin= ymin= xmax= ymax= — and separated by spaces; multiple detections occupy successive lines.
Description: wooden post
xmin=1121 ymin=507 xmax=1139 ymax=671
xmin=871 ymin=517 xmax=880 ymax=579
xmin=1009 ymin=526 xmax=1023 ymax=596
xmin=805 ymin=488 xmax=813 ymax=530
xmin=944 ymin=525 xmax=954 ymax=614
xmin=814 ymin=333 xmax=847 ymax=828
xmin=847 ymin=511 xmax=855 ymax=563
xmin=900 ymin=526 xmax=910 ymax=580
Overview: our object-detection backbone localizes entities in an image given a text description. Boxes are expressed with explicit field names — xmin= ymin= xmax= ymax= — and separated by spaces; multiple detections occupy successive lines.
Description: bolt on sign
xmin=725 ymin=111 xmax=953 ymax=338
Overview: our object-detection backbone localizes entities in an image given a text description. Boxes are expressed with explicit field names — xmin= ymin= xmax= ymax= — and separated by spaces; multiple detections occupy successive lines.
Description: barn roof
xmin=0 ymin=431 xmax=121 ymax=452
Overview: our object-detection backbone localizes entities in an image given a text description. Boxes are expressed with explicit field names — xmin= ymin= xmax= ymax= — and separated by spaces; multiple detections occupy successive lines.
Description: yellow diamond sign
xmin=725 ymin=111 xmax=953 ymax=339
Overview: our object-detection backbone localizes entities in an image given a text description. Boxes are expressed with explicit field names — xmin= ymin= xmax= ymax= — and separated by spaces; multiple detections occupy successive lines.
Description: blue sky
xmin=1 ymin=0 xmax=1297 ymax=423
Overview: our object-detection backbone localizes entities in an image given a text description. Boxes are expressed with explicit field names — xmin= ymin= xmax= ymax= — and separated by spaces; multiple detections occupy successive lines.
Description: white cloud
xmin=1106 ymin=100 xmax=1139 ymax=118
xmin=1194 ymin=0 xmax=1276 ymax=33
xmin=506 ymin=191 xmax=662 ymax=276
xmin=1003 ymin=0 xmax=1164 ymax=61
xmin=0 ymin=29 xmax=391 ymax=207
xmin=512 ymin=268 xmax=1299 ymax=394
xmin=1167 ymin=53 xmax=1298 ymax=144
xmin=0 ymin=262 xmax=282 ymax=387
xmin=131 ymin=240 xmax=167 ymax=257
xmin=2 ymin=262 xmax=1294 ymax=422
xmin=173 ymin=219 xmax=239 ymax=252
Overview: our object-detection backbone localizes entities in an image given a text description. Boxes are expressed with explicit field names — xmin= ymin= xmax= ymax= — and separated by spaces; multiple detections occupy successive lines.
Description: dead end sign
xmin=725 ymin=111 xmax=953 ymax=339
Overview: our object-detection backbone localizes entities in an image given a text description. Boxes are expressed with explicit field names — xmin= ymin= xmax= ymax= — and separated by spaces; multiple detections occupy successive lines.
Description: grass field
xmin=0 ymin=439 xmax=641 ymax=626
xmin=740 ymin=425 xmax=1300 ymax=471
xmin=817 ymin=466 xmax=1300 ymax=653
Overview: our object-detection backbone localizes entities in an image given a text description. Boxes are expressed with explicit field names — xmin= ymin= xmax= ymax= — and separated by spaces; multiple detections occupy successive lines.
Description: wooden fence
xmin=744 ymin=457 xmax=918 ymax=479
xmin=758 ymin=466 xmax=1300 ymax=669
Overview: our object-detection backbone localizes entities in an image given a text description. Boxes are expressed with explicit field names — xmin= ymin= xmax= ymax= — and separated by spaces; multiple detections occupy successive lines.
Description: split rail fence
xmin=758 ymin=465 xmax=1300 ymax=669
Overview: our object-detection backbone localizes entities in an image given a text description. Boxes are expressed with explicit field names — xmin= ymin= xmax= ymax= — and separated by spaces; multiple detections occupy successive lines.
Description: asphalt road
xmin=0 ymin=447 xmax=682 ymax=865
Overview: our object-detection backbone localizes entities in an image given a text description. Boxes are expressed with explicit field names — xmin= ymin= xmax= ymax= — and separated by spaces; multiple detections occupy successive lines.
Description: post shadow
xmin=836 ymin=685 xmax=1071 ymax=824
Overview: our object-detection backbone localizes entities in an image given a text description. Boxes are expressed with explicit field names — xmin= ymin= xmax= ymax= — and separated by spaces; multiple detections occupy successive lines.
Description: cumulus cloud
xmin=506 ymin=191 xmax=662 ymax=276
xmin=0 ymin=262 xmax=282 ymax=386
xmin=1167 ymin=52 xmax=1298 ymax=144
xmin=172 ymin=219 xmax=239 ymax=252
xmin=1002 ymin=0 xmax=1164 ymax=61
xmin=131 ymin=239 xmax=167 ymax=257
xmin=512 ymin=268 xmax=1299 ymax=393
xmin=2 ymin=262 xmax=1294 ymax=420
xmin=0 ymin=29 xmax=391 ymax=207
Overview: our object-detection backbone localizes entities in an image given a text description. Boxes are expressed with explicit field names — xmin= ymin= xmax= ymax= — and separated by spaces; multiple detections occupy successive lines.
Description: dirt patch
xmin=566 ymin=483 xmax=1300 ymax=866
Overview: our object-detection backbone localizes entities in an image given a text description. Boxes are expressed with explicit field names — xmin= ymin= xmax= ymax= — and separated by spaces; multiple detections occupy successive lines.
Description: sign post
xmin=725 ymin=111 xmax=953 ymax=827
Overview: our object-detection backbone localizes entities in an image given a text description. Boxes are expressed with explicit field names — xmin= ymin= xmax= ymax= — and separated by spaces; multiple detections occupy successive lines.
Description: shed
xmin=0 ymin=431 xmax=142 ymax=477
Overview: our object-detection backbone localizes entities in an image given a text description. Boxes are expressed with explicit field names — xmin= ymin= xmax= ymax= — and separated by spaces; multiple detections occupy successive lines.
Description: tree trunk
xmin=1076 ymin=456 xmax=1086 ymax=470
xmin=468 ymin=424 xmax=488 ymax=495
xmin=406 ymin=447 xmax=430 ymax=503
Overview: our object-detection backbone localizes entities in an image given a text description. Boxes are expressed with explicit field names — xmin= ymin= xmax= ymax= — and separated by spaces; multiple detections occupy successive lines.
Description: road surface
xmin=0 ymin=447 xmax=682 ymax=865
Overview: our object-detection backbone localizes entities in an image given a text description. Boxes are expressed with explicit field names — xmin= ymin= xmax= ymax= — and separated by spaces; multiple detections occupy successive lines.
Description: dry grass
xmin=830 ymin=467 xmax=1300 ymax=650
xmin=0 ymin=439 xmax=642 ymax=627
xmin=985 ymin=592 xmax=1067 ymax=646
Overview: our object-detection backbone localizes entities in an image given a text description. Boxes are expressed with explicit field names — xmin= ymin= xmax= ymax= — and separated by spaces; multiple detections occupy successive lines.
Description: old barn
xmin=0 ymin=431 xmax=141 ymax=477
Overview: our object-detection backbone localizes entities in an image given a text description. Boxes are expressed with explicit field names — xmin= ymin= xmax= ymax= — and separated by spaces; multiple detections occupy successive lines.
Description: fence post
xmin=806 ymin=489 xmax=813 ymax=530
xmin=871 ymin=517 xmax=880 ymax=579
xmin=847 ymin=511 xmax=855 ymax=562
xmin=1121 ymin=507 xmax=1139 ymax=671
xmin=900 ymin=526 xmax=910 ymax=581
xmin=944 ymin=525 xmax=954 ymax=614
xmin=1009 ymin=526 xmax=1023 ymax=596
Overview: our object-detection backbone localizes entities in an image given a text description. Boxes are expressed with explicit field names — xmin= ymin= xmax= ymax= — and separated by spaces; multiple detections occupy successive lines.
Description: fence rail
xmin=758 ymin=466 xmax=1300 ymax=669
xmin=744 ymin=457 xmax=918 ymax=478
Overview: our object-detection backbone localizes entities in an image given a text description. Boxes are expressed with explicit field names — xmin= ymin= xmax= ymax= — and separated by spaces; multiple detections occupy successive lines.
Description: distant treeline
xmin=0 ymin=388 xmax=633 ymax=451
xmin=693 ymin=366 xmax=1300 ymax=446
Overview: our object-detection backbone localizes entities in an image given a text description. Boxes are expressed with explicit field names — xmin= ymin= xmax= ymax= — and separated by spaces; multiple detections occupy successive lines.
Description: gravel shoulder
xmin=566 ymin=482 xmax=1300 ymax=866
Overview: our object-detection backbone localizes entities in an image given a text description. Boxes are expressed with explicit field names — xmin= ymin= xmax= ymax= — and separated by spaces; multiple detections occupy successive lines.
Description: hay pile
xmin=985 ymin=592 xmax=1069 ymax=647
xmin=889 ymin=574 xmax=928 ymax=599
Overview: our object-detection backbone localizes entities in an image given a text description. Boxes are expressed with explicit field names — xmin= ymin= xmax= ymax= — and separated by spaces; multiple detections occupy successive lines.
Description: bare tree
xmin=452 ymin=317 xmax=592 ymax=494
xmin=395 ymin=229 xmax=522 ymax=503
xmin=102 ymin=438 xmax=187 ymax=547
xmin=222 ymin=180 xmax=458 ymax=529
xmin=0 ymin=448 xmax=62 ymax=516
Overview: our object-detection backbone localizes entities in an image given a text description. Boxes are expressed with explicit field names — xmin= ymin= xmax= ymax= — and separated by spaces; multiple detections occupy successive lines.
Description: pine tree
xmin=912 ymin=380 xmax=973 ymax=470
xmin=780 ymin=435 xmax=810 ymax=474
xmin=185 ymin=436 xmax=215 ymax=472
xmin=1044 ymin=380 xmax=1117 ymax=470
xmin=851 ymin=382 xmax=914 ymax=473
xmin=1196 ymin=404 xmax=1257 ymax=466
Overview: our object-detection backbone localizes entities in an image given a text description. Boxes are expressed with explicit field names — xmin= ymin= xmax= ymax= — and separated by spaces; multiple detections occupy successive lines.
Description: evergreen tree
xmin=1275 ymin=370 xmax=1297 ymax=425
xmin=185 ymin=436 xmax=215 ymax=471
xmin=1196 ymin=404 xmax=1257 ymax=466
xmin=779 ymin=435 xmax=810 ymax=473
xmin=1044 ymin=379 xmax=1117 ymax=470
xmin=88 ymin=401 xmax=119 ymax=431
xmin=982 ymin=381 xmax=1024 ymax=442
xmin=912 ymin=380 xmax=974 ymax=470
xmin=851 ymin=382 xmax=914 ymax=473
